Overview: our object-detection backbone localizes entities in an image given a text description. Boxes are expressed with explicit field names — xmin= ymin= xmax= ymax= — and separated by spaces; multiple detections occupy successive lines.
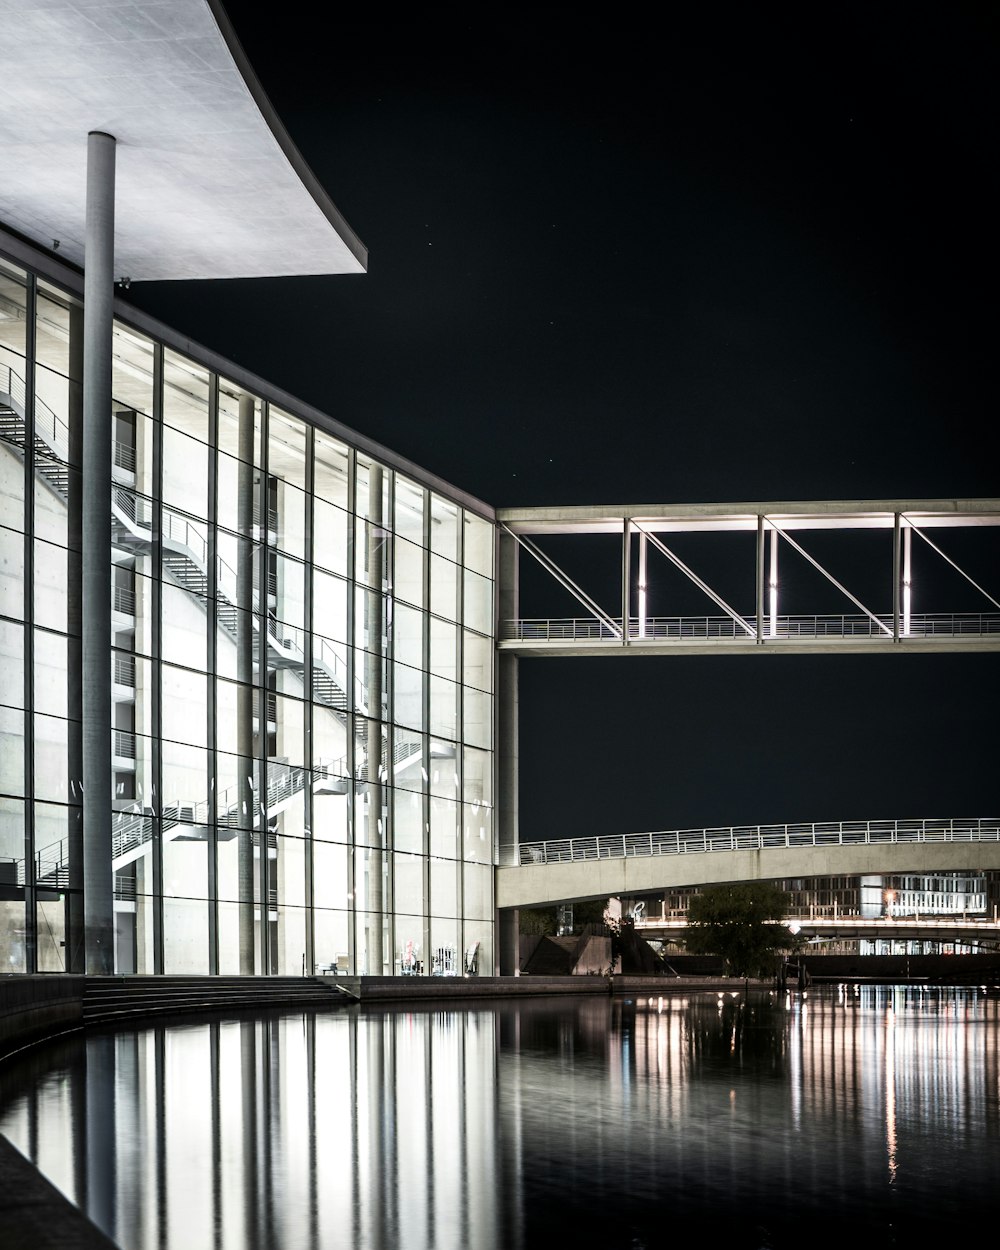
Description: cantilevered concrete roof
xmin=0 ymin=0 xmax=367 ymax=280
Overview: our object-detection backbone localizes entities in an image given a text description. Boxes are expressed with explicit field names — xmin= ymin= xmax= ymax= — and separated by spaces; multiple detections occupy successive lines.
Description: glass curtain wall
xmin=0 ymin=252 xmax=495 ymax=976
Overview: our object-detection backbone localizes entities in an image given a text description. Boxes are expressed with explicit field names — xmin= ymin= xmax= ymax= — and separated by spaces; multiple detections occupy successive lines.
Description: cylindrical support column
xmin=82 ymin=131 xmax=116 ymax=974
xmin=768 ymin=527 xmax=779 ymax=638
xmin=236 ymin=394 xmax=256 ymax=972
xmin=364 ymin=465 xmax=385 ymax=973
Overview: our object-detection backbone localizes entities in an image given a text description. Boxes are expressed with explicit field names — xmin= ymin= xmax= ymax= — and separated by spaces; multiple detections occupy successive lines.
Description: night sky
xmin=124 ymin=4 xmax=998 ymax=839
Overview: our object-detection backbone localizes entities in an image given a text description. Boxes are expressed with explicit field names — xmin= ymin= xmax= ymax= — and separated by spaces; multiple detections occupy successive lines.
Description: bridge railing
xmin=518 ymin=817 xmax=1000 ymax=866
xmin=504 ymin=614 xmax=1000 ymax=642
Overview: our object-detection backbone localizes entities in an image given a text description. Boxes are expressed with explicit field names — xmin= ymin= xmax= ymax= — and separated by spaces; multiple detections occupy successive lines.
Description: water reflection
xmin=0 ymin=1008 xmax=498 ymax=1250
xmin=0 ymin=986 xmax=998 ymax=1249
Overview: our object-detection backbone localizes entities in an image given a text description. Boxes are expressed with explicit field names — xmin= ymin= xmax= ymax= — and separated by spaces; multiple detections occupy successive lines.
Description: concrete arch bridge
xmin=496 ymin=817 xmax=1000 ymax=910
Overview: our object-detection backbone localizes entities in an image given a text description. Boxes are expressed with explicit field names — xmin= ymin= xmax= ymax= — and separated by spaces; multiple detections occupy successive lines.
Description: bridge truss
xmin=497 ymin=498 xmax=1000 ymax=656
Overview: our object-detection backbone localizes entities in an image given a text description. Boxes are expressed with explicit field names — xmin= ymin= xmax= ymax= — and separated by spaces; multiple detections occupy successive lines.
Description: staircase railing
xmin=0 ymin=363 xmax=71 ymax=464
xmin=111 ymin=488 xmax=362 ymax=718
xmin=5 ymin=364 xmax=363 ymax=724
xmin=12 ymin=751 xmax=353 ymax=889
xmin=2 ymin=365 xmax=382 ymax=889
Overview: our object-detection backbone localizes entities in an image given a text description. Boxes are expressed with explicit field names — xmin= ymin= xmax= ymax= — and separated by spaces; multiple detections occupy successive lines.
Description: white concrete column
xmin=82 ymin=131 xmax=116 ymax=974
xmin=236 ymin=394 xmax=256 ymax=972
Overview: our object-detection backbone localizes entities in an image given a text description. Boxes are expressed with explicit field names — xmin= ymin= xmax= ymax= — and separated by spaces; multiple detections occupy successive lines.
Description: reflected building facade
xmin=0 ymin=1008 xmax=501 ymax=1250
xmin=0 ymin=245 xmax=497 ymax=977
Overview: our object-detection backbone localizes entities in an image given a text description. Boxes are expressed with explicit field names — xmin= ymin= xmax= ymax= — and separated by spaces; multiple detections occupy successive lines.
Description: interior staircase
xmin=0 ymin=366 xmax=70 ymax=499
xmin=2 ymin=367 xmax=450 ymax=895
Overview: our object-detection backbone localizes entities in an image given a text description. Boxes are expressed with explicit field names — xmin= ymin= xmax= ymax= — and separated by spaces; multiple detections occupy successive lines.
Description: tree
xmin=684 ymin=882 xmax=798 ymax=979
xmin=601 ymin=907 xmax=667 ymax=975
xmin=519 ymin=906 xmax=558 ymax=936
xmin=573 ymin=898 xmax=610 ymax=927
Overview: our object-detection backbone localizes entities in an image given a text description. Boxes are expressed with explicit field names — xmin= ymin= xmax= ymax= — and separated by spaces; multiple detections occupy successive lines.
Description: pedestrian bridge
xmin=496 ymin=817 xmax=1000 ymax=909
xmin=497 ymin=499 xmax=1000 ymax=657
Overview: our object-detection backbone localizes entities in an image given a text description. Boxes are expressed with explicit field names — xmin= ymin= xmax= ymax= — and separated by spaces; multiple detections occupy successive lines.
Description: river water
xmin=1 ymin=985 xmax=998 ymax=1249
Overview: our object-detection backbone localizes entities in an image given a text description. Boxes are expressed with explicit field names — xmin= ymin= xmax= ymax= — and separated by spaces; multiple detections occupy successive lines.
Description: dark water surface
xmin=1 ymin=985 xmax=999 ymax=1249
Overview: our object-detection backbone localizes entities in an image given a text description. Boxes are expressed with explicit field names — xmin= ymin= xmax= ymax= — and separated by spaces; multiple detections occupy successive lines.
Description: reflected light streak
xmin=789 ymin=993 xmax=802 ymax=1132
xmin=885 ymin=1006 xmax=898 ymax=1185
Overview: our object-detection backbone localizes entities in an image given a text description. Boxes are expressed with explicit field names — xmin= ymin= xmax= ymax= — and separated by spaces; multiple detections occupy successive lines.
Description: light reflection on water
xmin=1 ymin=985 xmax=999 ymax=1249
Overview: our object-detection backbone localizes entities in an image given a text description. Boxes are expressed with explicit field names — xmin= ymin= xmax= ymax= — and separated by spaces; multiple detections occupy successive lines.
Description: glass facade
xmin=0 ymin=250 xmax=496 ymax=976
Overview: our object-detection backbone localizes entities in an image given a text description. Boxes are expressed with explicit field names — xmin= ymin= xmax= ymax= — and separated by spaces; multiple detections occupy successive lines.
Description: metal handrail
xmin=0 ymin=363 xmax=71 ymax=463
xmin=6 ymin=359 xmax=364 ymax=885
xmin=518 ymin=817 xmax=1000 ymax=865
xmin=111 ymin=486 xmax=363 ymax=714
xmin=506 ymin=614 xmax=1000 ymax=641
xmin=16 ymin=750 xmax=353 ymax=886
xmin=113 ymin=439 xmax=136 ymax=472
xmin=112 ymin=585 xmax=135 ymax=615
xmin=113 ymin=654 xmax=136 ymax=687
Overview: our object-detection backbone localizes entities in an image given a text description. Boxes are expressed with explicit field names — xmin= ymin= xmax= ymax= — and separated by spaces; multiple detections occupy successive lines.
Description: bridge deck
xmin=499 ymin=818 xmax=1000 ymax=909
xmin=501 ymin=613 xmax=1000 ymax=655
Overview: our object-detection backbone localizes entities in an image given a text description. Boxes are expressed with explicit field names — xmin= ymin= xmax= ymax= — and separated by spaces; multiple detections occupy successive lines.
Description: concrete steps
xmin=82 ymin=975 xmax=343 ymax=1025
xmin=522 ymin=936 xmax=578 ymax=975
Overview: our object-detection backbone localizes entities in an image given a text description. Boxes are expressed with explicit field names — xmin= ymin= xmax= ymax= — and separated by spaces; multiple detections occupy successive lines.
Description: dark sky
xmin=124 ymin=4 xmax=998 ymax=838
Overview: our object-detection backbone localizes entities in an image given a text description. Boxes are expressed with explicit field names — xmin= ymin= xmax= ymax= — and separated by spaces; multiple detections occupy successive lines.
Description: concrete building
xmin=3 ymin=3 xmax=998 ymax=987
xmin=0 ymin=0 xmax=497 ymax=979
